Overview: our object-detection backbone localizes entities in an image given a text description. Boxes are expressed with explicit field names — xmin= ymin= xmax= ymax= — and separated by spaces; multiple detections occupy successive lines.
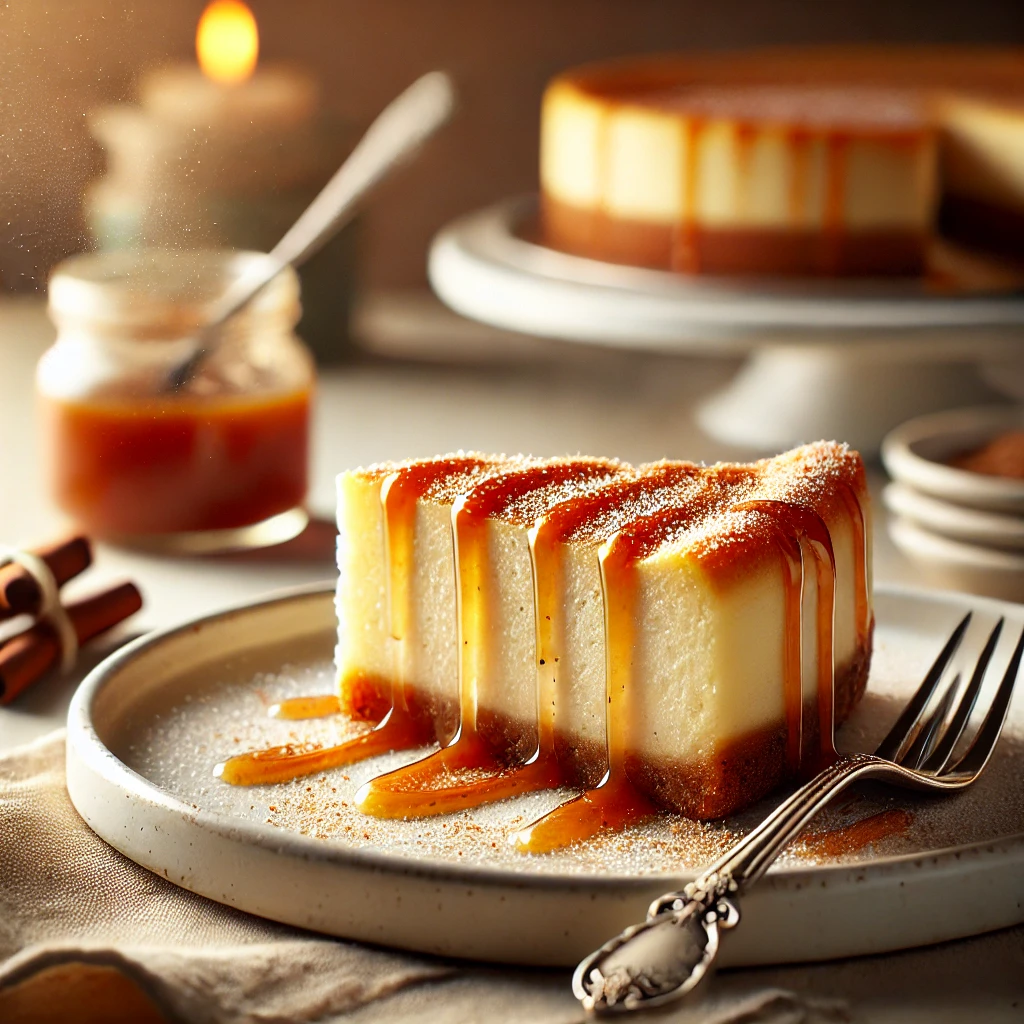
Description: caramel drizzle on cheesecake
xmin=671 ymin=117 xmax=703 ymax=273
xmin=216 ymin=455 xmax=498 ymax=786
xmin=355 ymin=459 xmax=623 ymax=817
xmin=511 ymin=492 xmax=841 ymax=853
xmin=839 ymin=481 xmax=871 ymax=638
xmin=511 ymin=476 xmax=741 ymax=852
xmin=353 ymin=464 xmax=708 ymax=821
xmin=744 ymin=500 xmax=837 ymax=775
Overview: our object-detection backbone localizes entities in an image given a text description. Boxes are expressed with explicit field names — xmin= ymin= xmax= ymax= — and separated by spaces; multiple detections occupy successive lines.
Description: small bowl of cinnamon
xmin=882 ymin=406 xmax=1024 ymax=599
xmin=881 ymin=406 xmax=1024 ymax=514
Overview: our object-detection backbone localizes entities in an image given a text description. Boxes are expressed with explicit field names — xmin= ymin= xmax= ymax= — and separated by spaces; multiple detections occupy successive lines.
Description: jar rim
xmin=48 ymin=248 xmax=301 ymax=340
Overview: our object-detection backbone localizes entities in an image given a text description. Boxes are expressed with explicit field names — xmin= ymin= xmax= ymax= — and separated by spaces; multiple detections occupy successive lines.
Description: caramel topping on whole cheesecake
xmin=540 ymin=46 xmax=1024 ymax=275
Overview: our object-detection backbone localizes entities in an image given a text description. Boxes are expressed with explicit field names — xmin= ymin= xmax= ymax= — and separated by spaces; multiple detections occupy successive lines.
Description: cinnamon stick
xmin=0 ymin=581 xmax=142 ymax=704
xmin=0 ymin=535 xmax=93 ymax=621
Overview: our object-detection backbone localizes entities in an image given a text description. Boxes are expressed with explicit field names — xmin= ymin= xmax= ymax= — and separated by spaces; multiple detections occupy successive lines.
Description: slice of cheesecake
xmin=336 ymin=442 xmax=872 ymax=829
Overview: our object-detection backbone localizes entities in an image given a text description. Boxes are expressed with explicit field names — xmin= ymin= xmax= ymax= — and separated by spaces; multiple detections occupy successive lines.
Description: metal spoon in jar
xmin=163 ymin=70 xmax=456 ymax=391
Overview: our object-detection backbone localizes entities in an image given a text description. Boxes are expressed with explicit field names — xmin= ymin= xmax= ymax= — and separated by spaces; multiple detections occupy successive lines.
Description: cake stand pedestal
xmin=428 ymin=197 xmax=1024 ymax=456
xmin=697 ymin=339 xmax=1000 ymax=453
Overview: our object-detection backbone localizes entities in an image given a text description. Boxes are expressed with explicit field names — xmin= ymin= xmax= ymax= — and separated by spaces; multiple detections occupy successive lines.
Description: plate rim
xmin=67 ymin=580 xmax=1024 ymax=893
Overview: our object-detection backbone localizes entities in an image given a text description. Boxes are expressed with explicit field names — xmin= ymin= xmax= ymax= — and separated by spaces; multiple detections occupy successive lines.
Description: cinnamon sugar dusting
xmin=794 ymin=808 xmax=914 ymax=859
xmin=350 ymin=452 xmax=510 ymax=498
xmin=634 ymin=85 xmax=927 ymax=133
xmin=463 ymin=456 xmax=627 ymax=525
xmin=580 ymin=442 xmax=866 ymax=574
xmin=553 ymin=462 xmax=703 ymax=544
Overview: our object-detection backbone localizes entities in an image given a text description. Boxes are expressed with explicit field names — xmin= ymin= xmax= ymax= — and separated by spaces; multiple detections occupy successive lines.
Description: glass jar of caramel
xmin=39 ymin=249 xmax=314 ymax=552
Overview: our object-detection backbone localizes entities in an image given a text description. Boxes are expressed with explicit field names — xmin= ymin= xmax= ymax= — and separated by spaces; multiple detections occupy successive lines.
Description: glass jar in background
xmin=39 ymin=249 xmax=314 ymax=553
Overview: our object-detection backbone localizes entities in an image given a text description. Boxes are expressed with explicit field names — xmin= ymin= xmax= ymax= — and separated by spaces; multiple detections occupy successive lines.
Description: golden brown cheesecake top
xmin=630 ymin=85 xmax=928 ymax=134
xmin=352 ymin=452 xmax=511 ymax=500
xmin=354 ymin=443 xmax=864 ymax=561
xmin=621 ymin=442 xmax=866 ymax=570
xmin=558 ymin=46 xmax=1024 ymax=104
xmin=464 ymin=456 xmax=626 ymax=525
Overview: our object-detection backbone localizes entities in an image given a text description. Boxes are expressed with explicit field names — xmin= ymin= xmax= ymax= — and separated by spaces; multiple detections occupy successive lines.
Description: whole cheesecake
xmin=335 ymin=442 xmax=872 ymax=824
xmin=540 ymin=47 xmax=1024 ymax=275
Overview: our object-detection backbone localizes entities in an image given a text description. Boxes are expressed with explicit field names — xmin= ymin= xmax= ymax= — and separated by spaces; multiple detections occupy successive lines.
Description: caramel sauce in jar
xmin=40 ymin=249 xmax=313 ymax=550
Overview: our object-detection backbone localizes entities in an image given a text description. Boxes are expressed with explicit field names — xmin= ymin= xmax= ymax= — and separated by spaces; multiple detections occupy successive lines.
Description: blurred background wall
xmin=1 ymin=0 xmax=1022 ymax=293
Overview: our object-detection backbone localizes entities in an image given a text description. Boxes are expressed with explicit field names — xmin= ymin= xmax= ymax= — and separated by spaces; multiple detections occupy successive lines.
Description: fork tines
xmin=881 ymin=614 xmax=1024 ymax=779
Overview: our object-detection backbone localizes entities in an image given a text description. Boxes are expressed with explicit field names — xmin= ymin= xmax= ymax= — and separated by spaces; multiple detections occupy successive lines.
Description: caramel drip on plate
xmin=269 ymin=695 xmax=343 ymax=720
xmin=217 ymin=458 xmax=494 ymax=787
xmin=797 ymin=808 xmax=913 ymax=859
xmin=357 ymin=462 xmax=617 ymax=818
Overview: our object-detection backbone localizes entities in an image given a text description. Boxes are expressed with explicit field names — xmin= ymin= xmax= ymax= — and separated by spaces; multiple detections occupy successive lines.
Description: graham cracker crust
xmin=339 ymin=621 xmax=874 ymax=821
xmin=543 ymin=195 xmax=925 ymax=276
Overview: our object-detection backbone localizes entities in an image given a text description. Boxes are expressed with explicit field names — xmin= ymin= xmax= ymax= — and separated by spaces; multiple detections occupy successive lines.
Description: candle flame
xmin=197 ymin=0 xmax=258 ymax=85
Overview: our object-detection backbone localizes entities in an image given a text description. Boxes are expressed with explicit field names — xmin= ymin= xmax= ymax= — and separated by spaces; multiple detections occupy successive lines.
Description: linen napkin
xmin=1 ymin=731 xmax=1020 ymax=1023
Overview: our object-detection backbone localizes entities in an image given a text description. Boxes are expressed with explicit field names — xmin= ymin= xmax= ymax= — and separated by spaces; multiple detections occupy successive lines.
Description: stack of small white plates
xmin=881 ymin=406 xmax=1024 ymax=600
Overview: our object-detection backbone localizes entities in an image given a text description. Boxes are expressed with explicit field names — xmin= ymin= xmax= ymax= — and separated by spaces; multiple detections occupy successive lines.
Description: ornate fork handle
xmin=574 ymin=614 xmax=1021 ymax=1013
xmin=573 ymin=753 xmax=891 ymax=1012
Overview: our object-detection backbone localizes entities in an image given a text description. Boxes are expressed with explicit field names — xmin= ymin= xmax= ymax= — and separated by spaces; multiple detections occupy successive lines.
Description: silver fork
xmin=573 ymin=612 xmax=1024 ymax=1014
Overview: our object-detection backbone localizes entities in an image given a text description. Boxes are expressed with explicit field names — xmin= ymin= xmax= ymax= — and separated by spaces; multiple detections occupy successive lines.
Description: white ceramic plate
xmin=883 ymin=482 xmax=1024 ymax=549
xmin=881 ymin=406 xmax=1024 ymax=513
xmin=66 ymin=583 xmax=1024 ymax=968
xmin=427 ymin=197 xmax=1024 ymax=353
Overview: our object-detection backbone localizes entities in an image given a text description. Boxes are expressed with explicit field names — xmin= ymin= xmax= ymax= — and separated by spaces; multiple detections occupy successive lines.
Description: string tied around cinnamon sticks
xmin=0 ymin=536 xmax=143 ymax=705
xmin=0 ymin=545 xmax=79 ymax=674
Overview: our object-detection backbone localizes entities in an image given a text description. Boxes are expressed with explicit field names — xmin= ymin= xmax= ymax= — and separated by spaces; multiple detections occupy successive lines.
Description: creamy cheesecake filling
xmin=335 ymin=453 xmax=513 ymax=727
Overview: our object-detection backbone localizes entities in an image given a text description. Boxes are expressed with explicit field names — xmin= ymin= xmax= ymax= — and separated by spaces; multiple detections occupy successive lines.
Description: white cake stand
xmin=428 ymin=197 xmax=1024 ymax=455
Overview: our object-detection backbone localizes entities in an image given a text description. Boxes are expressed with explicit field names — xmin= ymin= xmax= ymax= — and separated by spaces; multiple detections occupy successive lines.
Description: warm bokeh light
xmin=196 ymin=0 xmax=259 ymax=85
